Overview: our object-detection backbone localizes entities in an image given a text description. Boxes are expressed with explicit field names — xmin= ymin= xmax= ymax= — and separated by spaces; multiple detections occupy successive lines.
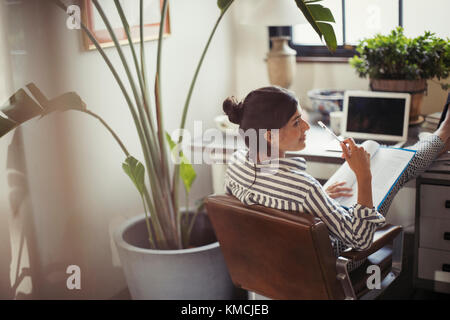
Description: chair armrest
xmin=340 ymin=224 xmax=403 ymax=261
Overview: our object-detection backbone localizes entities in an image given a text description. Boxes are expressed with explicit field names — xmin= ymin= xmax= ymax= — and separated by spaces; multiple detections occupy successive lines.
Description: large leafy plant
xmin=350 ymin=27 xmax=450 ymax=89
xmin=0 ymin=0 xmax=337 ymax=250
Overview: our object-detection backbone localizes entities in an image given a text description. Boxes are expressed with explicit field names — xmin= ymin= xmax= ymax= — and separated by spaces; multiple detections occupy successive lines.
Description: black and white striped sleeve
xmin=303 ymin=178 xmax=386 ymax=250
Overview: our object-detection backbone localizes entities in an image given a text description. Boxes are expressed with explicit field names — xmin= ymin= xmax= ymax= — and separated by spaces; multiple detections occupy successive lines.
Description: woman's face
xmin=272 ymin=109 xmax=310 ymax=153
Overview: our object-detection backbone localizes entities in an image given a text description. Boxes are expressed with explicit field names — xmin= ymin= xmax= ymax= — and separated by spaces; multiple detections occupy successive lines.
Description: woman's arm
xmin=356 ymin=173 xmax=373 ymax=209
xmin=303 ymin=179 xmax=384 ymax=251
xmin=299 ymin=138 xmax=383 ymax=251
xmin=340 ymin=138 xmax=374 ymax=208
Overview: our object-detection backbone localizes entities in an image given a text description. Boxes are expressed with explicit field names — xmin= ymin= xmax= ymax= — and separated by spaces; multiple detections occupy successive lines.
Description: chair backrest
xmin=206 ymin=194 xmax=346 ymax=300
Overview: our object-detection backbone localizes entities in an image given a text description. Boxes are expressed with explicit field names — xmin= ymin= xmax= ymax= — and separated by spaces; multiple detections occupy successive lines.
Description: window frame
xmin=272 ymin=0 xmax=404 ymax=60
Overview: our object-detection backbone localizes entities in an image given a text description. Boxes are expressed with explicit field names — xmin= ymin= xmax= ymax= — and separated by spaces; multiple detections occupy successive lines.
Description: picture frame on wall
xmin=81 ymin=0 xmax=171 ymax=50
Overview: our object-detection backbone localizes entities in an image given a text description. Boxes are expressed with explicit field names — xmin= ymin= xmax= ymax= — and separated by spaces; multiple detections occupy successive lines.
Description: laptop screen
xmin=346 ymin=96 xmax=406 ymax=136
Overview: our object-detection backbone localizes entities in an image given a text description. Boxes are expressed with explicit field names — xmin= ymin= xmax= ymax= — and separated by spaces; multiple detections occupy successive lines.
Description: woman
xmin=223 ymin=86 xmax=450 ymax=271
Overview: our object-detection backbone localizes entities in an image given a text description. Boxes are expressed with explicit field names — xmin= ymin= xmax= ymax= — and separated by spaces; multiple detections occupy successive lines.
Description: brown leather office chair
xmin=205 ymin=194 xmax=404 ymax=300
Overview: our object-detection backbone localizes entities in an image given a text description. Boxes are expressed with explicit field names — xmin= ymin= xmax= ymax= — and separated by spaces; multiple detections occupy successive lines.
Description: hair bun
xmin=223 ymin=96 xmax=243 ymax=125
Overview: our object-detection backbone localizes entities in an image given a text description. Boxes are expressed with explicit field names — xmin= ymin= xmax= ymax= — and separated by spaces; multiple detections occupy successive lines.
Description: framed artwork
xmin=82 ymin=0 xmax=171 ymax=50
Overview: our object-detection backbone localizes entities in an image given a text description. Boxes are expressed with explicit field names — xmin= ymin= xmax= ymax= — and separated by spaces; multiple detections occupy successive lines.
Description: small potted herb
xmin=350 ymin=27 xmax=450 ymax=124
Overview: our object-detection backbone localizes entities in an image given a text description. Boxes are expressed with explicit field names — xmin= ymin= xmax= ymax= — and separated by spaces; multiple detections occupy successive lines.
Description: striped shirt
xmin=225 ymin=134 xmax=444 ymax=271
xmin=225 ymin=149 xmax=386 ymax=252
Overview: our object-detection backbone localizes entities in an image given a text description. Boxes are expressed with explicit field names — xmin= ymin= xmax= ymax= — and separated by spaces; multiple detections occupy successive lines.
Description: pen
xmin=317 ymin=121 xmax=344 ymax=143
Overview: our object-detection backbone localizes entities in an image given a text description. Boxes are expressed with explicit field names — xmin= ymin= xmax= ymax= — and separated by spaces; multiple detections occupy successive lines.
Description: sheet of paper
xmin=370 ymin=147 xmax=415 ymax=208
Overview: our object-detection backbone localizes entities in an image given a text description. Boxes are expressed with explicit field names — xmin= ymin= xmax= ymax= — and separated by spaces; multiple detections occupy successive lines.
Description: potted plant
xmin=0 ymin=0 xmax=337 ymax=299
xmin=350 ymin=26 xmax=450 ymax=124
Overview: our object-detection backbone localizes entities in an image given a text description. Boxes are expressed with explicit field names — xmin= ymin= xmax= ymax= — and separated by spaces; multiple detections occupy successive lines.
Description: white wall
xmin=0 ymin=0 xmax=235 ymax=299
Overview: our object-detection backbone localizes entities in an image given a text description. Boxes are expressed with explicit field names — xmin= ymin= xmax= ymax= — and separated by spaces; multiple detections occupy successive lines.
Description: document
xmin=323 ymin=140 xmax=416 ymax=210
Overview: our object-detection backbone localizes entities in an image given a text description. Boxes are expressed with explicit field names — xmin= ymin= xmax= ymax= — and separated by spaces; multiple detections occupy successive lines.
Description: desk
xmin=189 ymin=116 xmax=425 ymax=230
xmin=414 ymin=167 xmax=450 ymax=294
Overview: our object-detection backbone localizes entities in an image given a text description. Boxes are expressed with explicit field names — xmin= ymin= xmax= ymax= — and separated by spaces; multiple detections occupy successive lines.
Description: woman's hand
xmin=340 ymin=138 xmax=372 ymax=180
xmin=340 ymin=138 xmax=374 ymax=208
xmin=325 ymin=181 xmax=353 ymax=199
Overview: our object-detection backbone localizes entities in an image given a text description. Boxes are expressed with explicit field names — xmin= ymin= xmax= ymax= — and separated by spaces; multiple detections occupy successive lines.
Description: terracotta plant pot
xmin=370 ymin=79 xmax=427 ymax=125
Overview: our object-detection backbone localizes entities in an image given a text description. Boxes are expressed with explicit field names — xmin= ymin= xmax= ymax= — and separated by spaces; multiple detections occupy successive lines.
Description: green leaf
xmin=295 ymin=1 xmax=321 ymax=36
xmin=306 ymin=4 xmax=335 ymax=23
xmin=165 ymin=132 xmax=196 ymax=193
xmin=26 ymin=83 xmax=49 ymax=107
xmin=317 ymin=22 xmax=337 ymax=52
xmin=180 ymin=161 xmax=196 ymax=193
xmin=165 ymin=131 xmax=176 ymax=150
xmin=217 ymin=0 xmax=233 ymax=11
xmin=2 ymin=89 xmax=43 ymax=123
xmin=0 ymin=115 xmax=18 ymax=138
xmin=349 ymin=26 xmax=450 ymax=83
xmin=294 ymin=0 xmax=337 ymax=52
xmin=122 ymin=156 xmax=146 ymax=195
xmin=1 ymin=88 xmax=43 ymax=138
xmin=26 ymin=82 xmax=86 ymax=115
xmin=0 ymin=83 xmax=88 ymax=138
xmin=42 ymin=92 xmax=87 ymax=116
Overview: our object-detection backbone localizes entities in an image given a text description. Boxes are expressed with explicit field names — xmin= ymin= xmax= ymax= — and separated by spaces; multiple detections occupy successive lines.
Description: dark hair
xmin=223 ymin=86 xmax=298 ymax=158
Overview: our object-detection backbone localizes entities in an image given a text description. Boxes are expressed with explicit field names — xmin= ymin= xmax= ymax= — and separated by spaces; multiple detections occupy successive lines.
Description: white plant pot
xmin=113 ymin=213 xmax=235 ymax=300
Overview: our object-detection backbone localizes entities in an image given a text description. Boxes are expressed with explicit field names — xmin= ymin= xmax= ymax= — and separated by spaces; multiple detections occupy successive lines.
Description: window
xmin=272 ymin=0 xmax=450 ymax=60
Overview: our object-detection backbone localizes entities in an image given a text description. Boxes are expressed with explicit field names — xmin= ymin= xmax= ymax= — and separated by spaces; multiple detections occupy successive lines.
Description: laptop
xmin=341 ymin=90 xmax=411 ymax=147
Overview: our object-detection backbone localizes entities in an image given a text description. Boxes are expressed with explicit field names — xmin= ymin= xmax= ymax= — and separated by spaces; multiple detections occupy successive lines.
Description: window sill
xmin=296 ymin=56 xmax=350 ymax=63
